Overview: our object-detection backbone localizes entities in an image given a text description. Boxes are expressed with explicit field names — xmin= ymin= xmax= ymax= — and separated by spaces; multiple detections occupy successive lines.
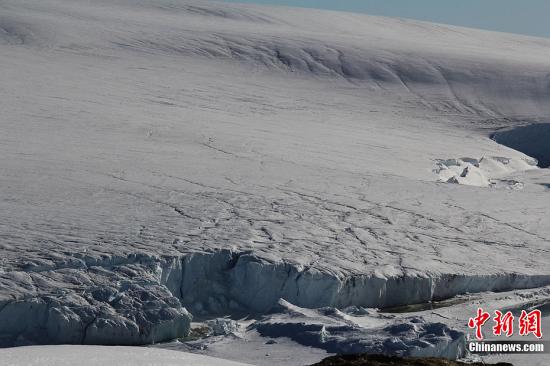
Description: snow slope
xmin=1 ymin=0 xmax=550 ymax=357
xmin=0 ymin=345 xmax=252 ymax=366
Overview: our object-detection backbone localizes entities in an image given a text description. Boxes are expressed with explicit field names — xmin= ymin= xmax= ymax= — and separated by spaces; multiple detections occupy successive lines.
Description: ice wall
xmin=3 ymin=249 xmax=550 ymax=347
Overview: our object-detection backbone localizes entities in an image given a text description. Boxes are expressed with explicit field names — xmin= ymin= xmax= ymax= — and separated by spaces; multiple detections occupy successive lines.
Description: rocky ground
xmin=310 ymin=354 xmax=512 ymax=366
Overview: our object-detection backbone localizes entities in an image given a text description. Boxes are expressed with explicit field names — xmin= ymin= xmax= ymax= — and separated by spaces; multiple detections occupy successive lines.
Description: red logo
xmin=468 ymin=308 xmax=491 ymax=340
xmin=468 ymin=307 xmax=543 ymax=340
xmin=519 ymin=309 xmax=543 ymax=339
xmin=493 ymin=310 xmax=514 ymax=337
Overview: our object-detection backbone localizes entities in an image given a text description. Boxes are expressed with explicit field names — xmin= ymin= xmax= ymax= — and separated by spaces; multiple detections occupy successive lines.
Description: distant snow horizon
xmin=218 ymin=0 xmax=550 ymax=39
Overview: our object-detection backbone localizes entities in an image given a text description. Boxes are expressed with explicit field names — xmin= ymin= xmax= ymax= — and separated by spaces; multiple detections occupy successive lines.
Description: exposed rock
xmin=310 ymin=353 xmax=513 ymax=366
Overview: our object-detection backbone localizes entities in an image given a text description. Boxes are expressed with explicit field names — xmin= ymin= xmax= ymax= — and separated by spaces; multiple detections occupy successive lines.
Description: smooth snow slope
xmin=0 ymin=345 xmax=252 ymax=366
xmin=1 ymin=0 xmax=550 ymax=347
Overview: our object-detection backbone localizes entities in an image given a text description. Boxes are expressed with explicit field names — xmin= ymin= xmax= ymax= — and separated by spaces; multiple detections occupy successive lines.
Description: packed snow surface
xmin=1 ymin=0 xmax=550 ymax=359
xmin=0 ymin=345 xmax=252 ymax=366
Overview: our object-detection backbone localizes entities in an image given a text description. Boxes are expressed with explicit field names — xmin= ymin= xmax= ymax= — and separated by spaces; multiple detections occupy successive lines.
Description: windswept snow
xmin=0 ymin=345 xmax=252 ymax=366
xmin=1 ymin=0 xmax=550 ymax=361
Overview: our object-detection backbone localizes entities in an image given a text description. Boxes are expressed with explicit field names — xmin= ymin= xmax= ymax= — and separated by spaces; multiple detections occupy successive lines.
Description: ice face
xmin=3 ymin=248 xmax=550 ymax=347
xmin=0 ymin=257 xmax=192 ymax=347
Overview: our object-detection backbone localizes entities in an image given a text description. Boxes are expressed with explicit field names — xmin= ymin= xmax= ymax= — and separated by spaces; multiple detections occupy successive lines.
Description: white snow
xmin=435 ymin=156 xmax=537 ymax=187
xmin=0 ymin=345 xmax=252 ymax=366
xmin=1 ymin=0 xmax=550 ymax=363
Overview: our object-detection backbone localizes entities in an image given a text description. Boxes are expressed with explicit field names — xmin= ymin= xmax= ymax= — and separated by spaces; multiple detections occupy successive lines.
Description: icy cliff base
xmin=254 ymin=299 xmax=466 ymax=359
xmin=3 ymin=248 xmax=550 ymax=347
xmin=0 ymin=260 xmax=191 ymax=347
xmin=2 ymin=0 xmax=550 ymax=355
xmin=158 ymin=287 xmax=550 ymax=365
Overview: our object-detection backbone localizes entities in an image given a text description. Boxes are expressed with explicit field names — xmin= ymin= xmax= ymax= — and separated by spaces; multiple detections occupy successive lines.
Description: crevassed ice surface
xmin=1 ymin=0 xmax=550 ymax=347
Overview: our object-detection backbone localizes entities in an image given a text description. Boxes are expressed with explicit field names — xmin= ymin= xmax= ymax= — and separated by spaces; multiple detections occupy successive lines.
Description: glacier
xmin=1 ymin=0 xmax=550 ymax=363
